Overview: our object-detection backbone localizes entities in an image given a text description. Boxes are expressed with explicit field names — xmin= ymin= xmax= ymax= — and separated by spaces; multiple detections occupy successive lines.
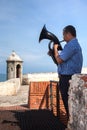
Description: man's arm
xmin=53 ymin=44 xmax=64 ymax=64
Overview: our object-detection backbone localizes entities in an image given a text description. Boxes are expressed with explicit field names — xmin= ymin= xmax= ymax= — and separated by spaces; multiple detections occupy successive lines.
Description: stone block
xmin=68 ymin=74 xmax=87 ymax=130
xmin=0 ymin=78 xmax=20 ymax=96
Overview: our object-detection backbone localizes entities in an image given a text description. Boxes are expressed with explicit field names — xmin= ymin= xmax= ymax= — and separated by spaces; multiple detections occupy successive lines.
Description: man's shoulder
xmin=68 ymin=38 xmax=80 ymax=48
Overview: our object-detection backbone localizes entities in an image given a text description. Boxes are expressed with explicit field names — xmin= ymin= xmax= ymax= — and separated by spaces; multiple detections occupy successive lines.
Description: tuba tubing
xmin=39 ymin=25 xmax=64 ymax=65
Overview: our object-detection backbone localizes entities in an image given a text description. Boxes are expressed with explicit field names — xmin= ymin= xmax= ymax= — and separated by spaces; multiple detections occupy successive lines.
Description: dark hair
xmin=63 ymin=25 xmax=76 ymax=37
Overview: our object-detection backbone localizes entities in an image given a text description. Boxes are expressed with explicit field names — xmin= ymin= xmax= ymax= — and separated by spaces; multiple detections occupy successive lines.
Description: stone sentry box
xmin=6 ymin=51 xmax=23 ymax=84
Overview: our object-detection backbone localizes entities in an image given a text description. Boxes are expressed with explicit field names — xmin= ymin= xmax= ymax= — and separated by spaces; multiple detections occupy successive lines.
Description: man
xmin=53 ymin=25 xmax=83 ymax=118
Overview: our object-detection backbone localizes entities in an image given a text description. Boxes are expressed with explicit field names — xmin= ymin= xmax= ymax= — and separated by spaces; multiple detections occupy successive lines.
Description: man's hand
xmin=53 ymin=44 xmax=59 ymax=51
xmin=47 ymin=50 xmax=52 ymax=56
xmin=53 ymin=43 xmax=63 ymax=64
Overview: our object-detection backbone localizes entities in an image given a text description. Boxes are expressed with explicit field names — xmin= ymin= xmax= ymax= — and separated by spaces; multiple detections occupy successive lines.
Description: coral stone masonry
xmin=68 ymin=74 xmax=87 ymax=130
xmin=6 ymin=51 xmax=23 ymax=84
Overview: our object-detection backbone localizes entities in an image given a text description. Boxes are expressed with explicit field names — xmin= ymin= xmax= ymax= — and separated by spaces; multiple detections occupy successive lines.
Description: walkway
xmin=0 ymin=85 xmax=66 ymax=130
xmin=0 ymin=109 xmax=66 ymax=130
xmin=0 ymin=85 xmax=29 ymax=106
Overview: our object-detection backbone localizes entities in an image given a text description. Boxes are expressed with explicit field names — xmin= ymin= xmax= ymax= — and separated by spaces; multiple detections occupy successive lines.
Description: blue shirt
xmin=58 ymin=38 xmax=83 ymax=75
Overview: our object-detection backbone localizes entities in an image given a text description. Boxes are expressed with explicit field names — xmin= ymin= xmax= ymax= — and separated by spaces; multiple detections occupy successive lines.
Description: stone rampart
xmin=0 ymin=78 xmax=20 ymax=96
xmin=67 ymin=74 xmax=87 ymax=130
xmin=22 ymin=72 xmax=58 ymax=85
xmin=22 ymin=68 xmax=87 ymax=85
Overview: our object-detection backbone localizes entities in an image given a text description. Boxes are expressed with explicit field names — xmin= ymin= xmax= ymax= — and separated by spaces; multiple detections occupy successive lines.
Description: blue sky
xmin=0 ymin=0 xmax=87 ymax=74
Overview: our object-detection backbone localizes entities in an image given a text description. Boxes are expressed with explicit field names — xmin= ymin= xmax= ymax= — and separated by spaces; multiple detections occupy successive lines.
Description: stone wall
xmin=22 ymin=72 xmax=58 ymax=85
xmin=67 ymin=74 xmax=87 ymax=130
xmin=0 ymin=78 xmax=20 ymax=96
xmin=22 ymin=68 xmax=86 ymax=85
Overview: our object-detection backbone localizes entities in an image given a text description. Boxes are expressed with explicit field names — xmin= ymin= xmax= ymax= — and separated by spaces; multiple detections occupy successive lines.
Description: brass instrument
xmin=39 ymin=25 xmax=64 ymax=65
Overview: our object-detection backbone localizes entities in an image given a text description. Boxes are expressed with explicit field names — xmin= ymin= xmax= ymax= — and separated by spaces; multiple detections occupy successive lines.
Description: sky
xmin=0 ymin=0 xmax=87 ymax=74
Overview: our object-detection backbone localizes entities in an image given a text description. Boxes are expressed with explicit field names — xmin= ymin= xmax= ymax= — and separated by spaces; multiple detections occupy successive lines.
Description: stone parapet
xmin=22 ymin=73 xmax=58 ymax=85
xmin=0 ymin=78 xmax=20 ymax=96
xmin=68 ymin=74 xmax=87 ymax=130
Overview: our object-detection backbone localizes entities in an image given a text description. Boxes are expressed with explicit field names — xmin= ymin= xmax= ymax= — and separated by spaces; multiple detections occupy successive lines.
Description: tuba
xmin=39 ymin=25 xmax=64 ymax=65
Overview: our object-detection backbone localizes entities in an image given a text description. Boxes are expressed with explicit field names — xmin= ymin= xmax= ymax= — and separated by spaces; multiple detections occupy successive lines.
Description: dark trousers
xmin=59 ymin=75 xmax=72 ymax=117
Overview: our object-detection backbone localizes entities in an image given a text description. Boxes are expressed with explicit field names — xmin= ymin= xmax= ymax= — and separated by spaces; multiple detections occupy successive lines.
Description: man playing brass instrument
xmin=53 ymin=25 xmax=83 ymax=119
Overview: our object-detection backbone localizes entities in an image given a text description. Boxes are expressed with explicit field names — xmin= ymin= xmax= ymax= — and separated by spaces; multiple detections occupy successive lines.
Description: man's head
xmin=63 ymin=25 xmax=76 ymax=42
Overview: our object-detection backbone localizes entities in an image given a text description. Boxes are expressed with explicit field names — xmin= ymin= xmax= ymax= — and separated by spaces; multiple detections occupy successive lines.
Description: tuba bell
xmin=39 ymin=25 xmax=64 ymax=65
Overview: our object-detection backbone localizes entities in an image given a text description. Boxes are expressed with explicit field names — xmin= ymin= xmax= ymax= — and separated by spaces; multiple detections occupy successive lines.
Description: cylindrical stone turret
xmin=6 ymin=51 xmax=23 ymax=84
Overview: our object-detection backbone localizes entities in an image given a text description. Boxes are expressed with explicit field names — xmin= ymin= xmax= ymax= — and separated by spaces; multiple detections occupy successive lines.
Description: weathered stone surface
xmin=22 ymin=77 xmax=30 ymax=85
xmin=0 ymin=78 xmax=20 ymax=96
xmin=22 ymin=68 xmax=87 ymax=85
xmin=68 ymin=74 xmax=87 ymax=130
xmin=22 ymin=73 xmax=58 ymax=85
